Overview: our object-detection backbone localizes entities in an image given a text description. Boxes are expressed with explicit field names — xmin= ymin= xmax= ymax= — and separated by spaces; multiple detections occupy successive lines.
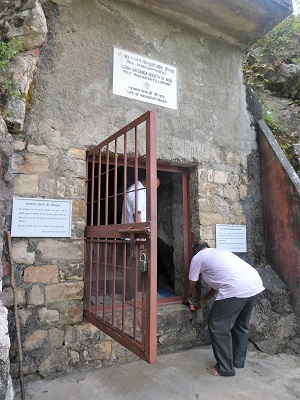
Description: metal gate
xmin=84 ymin=111 xmax=157 ymax=363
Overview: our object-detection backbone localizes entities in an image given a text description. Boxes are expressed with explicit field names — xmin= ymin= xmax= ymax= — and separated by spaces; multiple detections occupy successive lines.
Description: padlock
xmin=138 ymin=252 xmax=147 ymax=272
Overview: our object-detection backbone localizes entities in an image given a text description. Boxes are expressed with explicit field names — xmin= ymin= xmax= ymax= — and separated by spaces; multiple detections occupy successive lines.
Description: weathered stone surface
xmin=37 ymin=240 xmax=83 ymax=260
xmin=28 ymin=284 xmax=44 ymax=305
xmin=0 ymin=0 xmax=36 ymax=19
xmin=2 ymin=286 xmax=26 ymax=307
xmin=24 ymin=264 xmax=58 ymax=284
xmin=47 ymin=328 xmax=64 ymax=349
xmin=93 ymin=341 xmax=112 ymax=360
xmin=5 ymin=97 xmax=26 ymax=133
xmin=38 ymin=307 xmax=59 ymax=324
xmin=72 ymin=200 xmax=85 ymax=220
xmin=13 ymin=173 xmax=39 ymax=195
xmin=7 ymin=53 xmax=39 ymax=95
xmin=12 ymin=140 xmax=26 ymax=151
xmin=24 ymin=329 xmax=47 ymax=350
xmin=38 ymin=347 xmax=68 ymax=376
xmin=44 ymin=282 xmax=84 ymax=303
xmin=0 ymin=305 xmax=13 ymax=400
xmin=60 ymin=262 xmax=83 ymax=281
xmin=12 ymin=153 xmax=49 ymax=173
xmin=68 ymin=148 xmax=86 ymax=160
xmin=53 ymin=300 xmax=83 ymax=324
xmin=4 ymin=1 xmax=47 ymax=50
xmin=11 ymin=240 xmax=35 ymax=264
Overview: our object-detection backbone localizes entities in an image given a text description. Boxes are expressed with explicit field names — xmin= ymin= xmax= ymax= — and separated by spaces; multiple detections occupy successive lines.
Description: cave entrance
xmin=156 ymin=165 xmax=191 ymax=304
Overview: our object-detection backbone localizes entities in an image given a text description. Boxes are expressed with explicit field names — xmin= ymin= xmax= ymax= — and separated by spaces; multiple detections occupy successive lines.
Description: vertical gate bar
xmin=123 ymin=132 xmax=128 ymax=223
xmin=105 ymin=145 xmax=109 ymax=226
xmin=134 ymin=125 xmax=139 ymax=217
xmin=122 ymin=133 xmax=128 ymax=331
xmin=133 ymin=125 xmax=139 ymax=339
xmin=95 ymin=240 xmax=100 ymax=318
xmin=103 ymin=241 xmax=108 ymax=321
xmin=88 ymin=239 xmax=93 ymax=313
xmin=97 ymin=150 xmax=102 ymax=226
xmin=112 ymin=139 xmax=118 ymax=327
xmin=114 ymin=139 xmax=118 ymax=225
xmin=91 ymin=153 xmax=95 ymax=226
xmin=145 ymin=111 xmax=157 ymax=362
xmin=182 ymin=171 xmax=191 ymax=276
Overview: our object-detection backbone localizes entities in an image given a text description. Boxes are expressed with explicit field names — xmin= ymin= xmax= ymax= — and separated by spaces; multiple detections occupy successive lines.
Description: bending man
xmin=183 ymin=240 xmax=264 ymax=377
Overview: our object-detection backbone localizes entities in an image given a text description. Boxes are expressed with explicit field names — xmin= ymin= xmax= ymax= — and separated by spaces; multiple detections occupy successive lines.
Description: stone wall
xmin=0 ymin=0 xmax=299 ymax=386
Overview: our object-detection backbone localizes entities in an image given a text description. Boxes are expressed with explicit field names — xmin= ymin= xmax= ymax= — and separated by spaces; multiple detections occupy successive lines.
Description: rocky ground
xmin=243 ymin=14 xmax=300 ymax=176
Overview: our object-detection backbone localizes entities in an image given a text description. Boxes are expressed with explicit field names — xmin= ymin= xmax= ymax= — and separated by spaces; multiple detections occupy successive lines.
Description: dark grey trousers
xmin=207 ymin=295 xmax=258 ymax=376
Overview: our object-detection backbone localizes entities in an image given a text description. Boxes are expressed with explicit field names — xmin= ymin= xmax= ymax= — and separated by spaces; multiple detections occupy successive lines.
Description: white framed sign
xmin=11 ymin=197 xmax=72 ymax=238
xmin=216 ymin=224 xmax=247 ymax=253
xmin=112 ymin=47 xmax=178 ymax=110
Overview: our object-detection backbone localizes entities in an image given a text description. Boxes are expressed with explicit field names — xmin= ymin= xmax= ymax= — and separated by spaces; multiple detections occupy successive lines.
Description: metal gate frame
xmin=84 ymin=111 xmax=157 ymax=363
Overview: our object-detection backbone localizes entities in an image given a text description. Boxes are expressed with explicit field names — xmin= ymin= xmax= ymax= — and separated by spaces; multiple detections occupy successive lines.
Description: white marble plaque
xmin=215 ymin=224 xmax=247 ymax=252
xmin=11 ymin=197 xmax=72 ymax=237
xmin=113 ymin=47 xmax=177 ymax=110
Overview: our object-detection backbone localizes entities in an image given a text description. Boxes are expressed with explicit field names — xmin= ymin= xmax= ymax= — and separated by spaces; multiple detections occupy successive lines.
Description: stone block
xmin=239 ymin=184 xmax=248 ymax=199
xmin=2 ymin=287 xmax=26 ymax=307
xmin=200 ymin=212 xmax=224 ymax=225
xmin=223 ymin=185 xmax=239 ymax=201
xmin=12 ymin=240 xmax=35 ymax=264
xmin=54 ymin=300 xmax=83 ymax=324
xmin=24 ymin=265 xmax=58 ymax=284
xmin=68 ymin=148 xmax=86 ymax=160
xmin=72 ymin=200 xmax=85 ymax=220
xmin=18 ymin=308 xmax=32 ymax=326
xmin=27 ymin=144 xmax=51 ymax=155
xmin=213 ymin=170 xmax=228 ymax=184
xmin=47 ymin=328 xmax=64 ymax=348
xmin=13 ymin=174 xmax=39 ymax=195
xmin=12 ymin=153 xmax=49 ymax=174
xmin=38 ymin=307 xmax=59 ymax=324
xmin=13 ymin=140 xmax=26 ymax=151
xmin=28 ymin=284 xmax=44 ymax=305
xmin=45 ymin=281 xmax=84 ymax=303
xmin=37 ymin=240 xmax=84 ymax=260
xmin=65 ymin=323 xmax=100 ymax=348
xmin=93 ymin=341 xmax=112 ymax=360
xmin=5 ymin=97 xmax=26 ymax=133
xmin=38 ymin=348 xmax=68 ymax=375
xmin=69 ymin=350 xmax=80 ymax=364
xmin=24 ymin=329 xmax=47 ymax=351
xmin=5 ymin=2 xmax=47 ymax=50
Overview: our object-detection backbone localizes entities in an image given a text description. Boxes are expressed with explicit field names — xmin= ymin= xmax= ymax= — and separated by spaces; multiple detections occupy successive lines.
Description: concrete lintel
xmin=121 ymin=0 xmax=293 ymax=49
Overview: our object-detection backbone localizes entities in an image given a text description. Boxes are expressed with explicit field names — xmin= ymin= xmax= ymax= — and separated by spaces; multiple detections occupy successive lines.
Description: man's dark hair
xmin=192 ymin=240 xmax=210 ymax=256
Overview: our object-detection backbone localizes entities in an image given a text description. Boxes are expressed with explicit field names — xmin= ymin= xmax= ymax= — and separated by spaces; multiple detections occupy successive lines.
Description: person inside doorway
xmin=183 ymin=240 xmax=264 ymax=377
xmin=121 ymin=169 xmax=160 ymax=224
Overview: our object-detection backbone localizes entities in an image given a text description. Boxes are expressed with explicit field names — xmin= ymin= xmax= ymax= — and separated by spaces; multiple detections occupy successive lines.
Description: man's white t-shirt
xmin=121 ymin=181 xmax=146 ymax=223
xmin=188 ymin=248 xmax=264 ymax=300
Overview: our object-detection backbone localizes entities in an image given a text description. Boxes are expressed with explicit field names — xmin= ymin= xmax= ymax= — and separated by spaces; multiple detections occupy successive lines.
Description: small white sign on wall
xmin=216 ymin=224 xmax=247 ymax=253
xmin=11 ymin=197 xmax=72 ymax=238
xmin=112 ymin=47 xmax=178 ymax=110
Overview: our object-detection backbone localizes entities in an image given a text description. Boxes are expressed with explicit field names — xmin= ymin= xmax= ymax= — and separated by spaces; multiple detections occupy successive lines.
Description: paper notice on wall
xmin=11 ymin=197 xmax=72 ymax=237
xmin=113 ymin=47 xmax=177 ymax=110
xmin=215 ymin=224 xmax=247 ymax=252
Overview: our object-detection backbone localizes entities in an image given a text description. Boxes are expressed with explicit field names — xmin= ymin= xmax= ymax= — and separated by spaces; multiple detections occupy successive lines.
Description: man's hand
xmin=198 ymin=299 xmax=206 ymax=309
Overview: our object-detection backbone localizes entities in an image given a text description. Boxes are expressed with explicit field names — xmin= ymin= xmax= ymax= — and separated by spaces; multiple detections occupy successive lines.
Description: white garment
xmin=188 ymin=248 xmax=264 ymax=300
xmin=121 ymin=181 xmax=146 ymax=223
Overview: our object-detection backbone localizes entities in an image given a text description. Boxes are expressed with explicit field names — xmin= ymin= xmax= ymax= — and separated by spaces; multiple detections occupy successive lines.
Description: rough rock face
xmin=0 ymin=0 xmax=46 ymax=133
xmin=0 ymin=1 xmax=47 ymax=398
xmin=0 ymin=117 xmax=14 ymax=399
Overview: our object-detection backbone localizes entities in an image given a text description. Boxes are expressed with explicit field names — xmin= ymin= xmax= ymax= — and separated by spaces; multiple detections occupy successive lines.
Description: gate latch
xmin=138 ymin=252 xmax=147 ymax=272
